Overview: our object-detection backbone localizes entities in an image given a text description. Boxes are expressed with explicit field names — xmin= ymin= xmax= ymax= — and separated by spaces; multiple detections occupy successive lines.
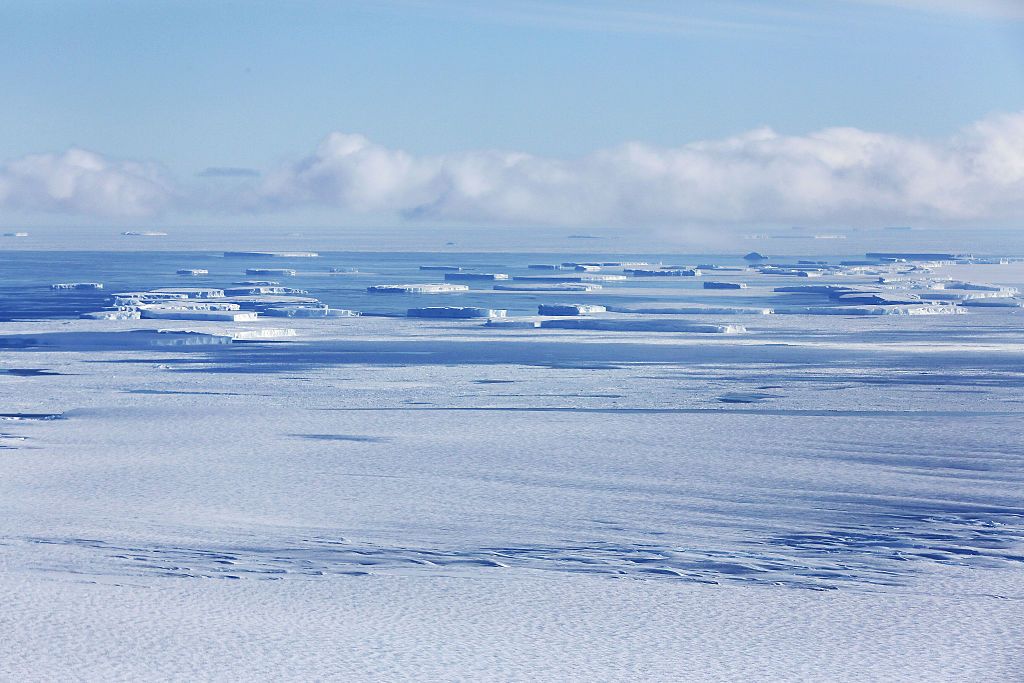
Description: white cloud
xmin=3 ymin=112 xmax=1023 ymax=228
xmin=0 ymin=148 xmax=172 ymax=218
xmin=258 ymin=111 xmax=1024 ymax=228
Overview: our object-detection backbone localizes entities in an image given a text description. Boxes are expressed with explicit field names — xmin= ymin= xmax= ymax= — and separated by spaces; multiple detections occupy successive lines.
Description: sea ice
xmin=408 ymin=307 xmax=507 ymax=318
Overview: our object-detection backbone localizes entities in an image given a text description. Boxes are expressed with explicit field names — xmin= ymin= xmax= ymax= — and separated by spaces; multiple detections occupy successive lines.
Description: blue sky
xmin=1 ymin=1 xmax=1023 ymax=228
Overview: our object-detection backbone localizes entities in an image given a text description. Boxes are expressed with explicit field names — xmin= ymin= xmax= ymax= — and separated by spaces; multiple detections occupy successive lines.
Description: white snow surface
xmin=2 ymin=255 xmax=1024 ymax=681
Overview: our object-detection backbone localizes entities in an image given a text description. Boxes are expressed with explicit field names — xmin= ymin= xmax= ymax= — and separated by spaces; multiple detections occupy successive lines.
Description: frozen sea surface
xmin=1 ymin=246 xmax=1023 ymax=681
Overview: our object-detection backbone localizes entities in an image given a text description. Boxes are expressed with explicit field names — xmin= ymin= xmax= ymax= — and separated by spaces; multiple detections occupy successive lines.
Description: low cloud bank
xmin=4 ymin=111 xmax=1023 ymax=227
xmin=0 ymin=148 xmax=172 ymax=218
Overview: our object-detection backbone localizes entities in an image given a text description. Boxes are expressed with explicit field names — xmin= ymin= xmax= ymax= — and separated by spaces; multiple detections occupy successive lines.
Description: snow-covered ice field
xmin=2 ymin=242 xmax=1023 ymax=681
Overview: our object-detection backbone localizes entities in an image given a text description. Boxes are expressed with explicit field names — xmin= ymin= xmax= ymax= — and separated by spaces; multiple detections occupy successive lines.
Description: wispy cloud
xmin=843 ymin=0 xmax=1024 ymax=20
xmin=362 ymin=0 xmax=1024 ymax=39
xmin=365 ymin=0 xmax=807 ymax=37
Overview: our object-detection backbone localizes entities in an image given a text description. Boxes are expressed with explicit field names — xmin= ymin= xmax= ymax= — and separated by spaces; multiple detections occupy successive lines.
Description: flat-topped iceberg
xmin=51 ymin=282 xmax=103 ymax=290
xmin=606 ymin=305 xmax=772 ymax=315
xmin=0 ymin=329 xmax=234 ymax=348
xmin=261 ymin=305 xmax=359 ymax=318
xmin=230 ymin=328 xmax=298 ymax=340
xmin=224 ymin=286 xmax=308 ymax=296
xmin=224 ymin=251 xmax=318 ymax=258
xmin=494 ymin=283 xmax=602 ymax=292
xmin=935 ymin=281 xmax=1018 ymax=294
xmin=176 ymin=269 xmax=209 ymax=276
xmin=220 ymin=295 xmax=321 ymax=307
xmin=245 ymin=268 xmax=297 ymax=276
xmin=484 ymin=319 xmax=542 ymax=328
xmin=865 ymin=252 xmax=960 ymax=261
xmin=149 ymin=287 xmax=225 ymax=299
xmin=704 ymin=281 xmax=747 ymax=289
xmin=141 ymin=309 xmax=259 ymax=321
xmin=776 ymin=305 xmax=962 ymax=315
xmin=110 ymin=291 xmax=190 ymax=305
xmin=80 ymin=310 xmax=142 ymax=320
xmin=541 ymin=318 xmax=745 ymax=333
xmin=833 ymin=292 xmax=921 ymax=305
xmin=443 ymin=272 xmax=510 ymax=281
xmin=367 ymin=283 xmax=469 ymax=293
xmin=625 ymin=268 xmax=701 ymax=276
xmin=538 ymin=304 xmax=607 ymax=316
xmin=141 ymin=302 xmax=240 ymax=311
xmin=759 ymin=267 xmax=823 ymax=277
xmin=959 ymin=298 xmax=1024 ymax=308
xmin=408 ymin=307 xmax=507 ymax=319
xmin=419 ymin=265 xmax=462 ymax=271
xmin=513 ymin=274 xmax=626 ymax=283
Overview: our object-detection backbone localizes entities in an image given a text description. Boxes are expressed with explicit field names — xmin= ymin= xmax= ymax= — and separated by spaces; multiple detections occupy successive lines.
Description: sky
xmin=1 ymin=0 xmax=1023 ymax=231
